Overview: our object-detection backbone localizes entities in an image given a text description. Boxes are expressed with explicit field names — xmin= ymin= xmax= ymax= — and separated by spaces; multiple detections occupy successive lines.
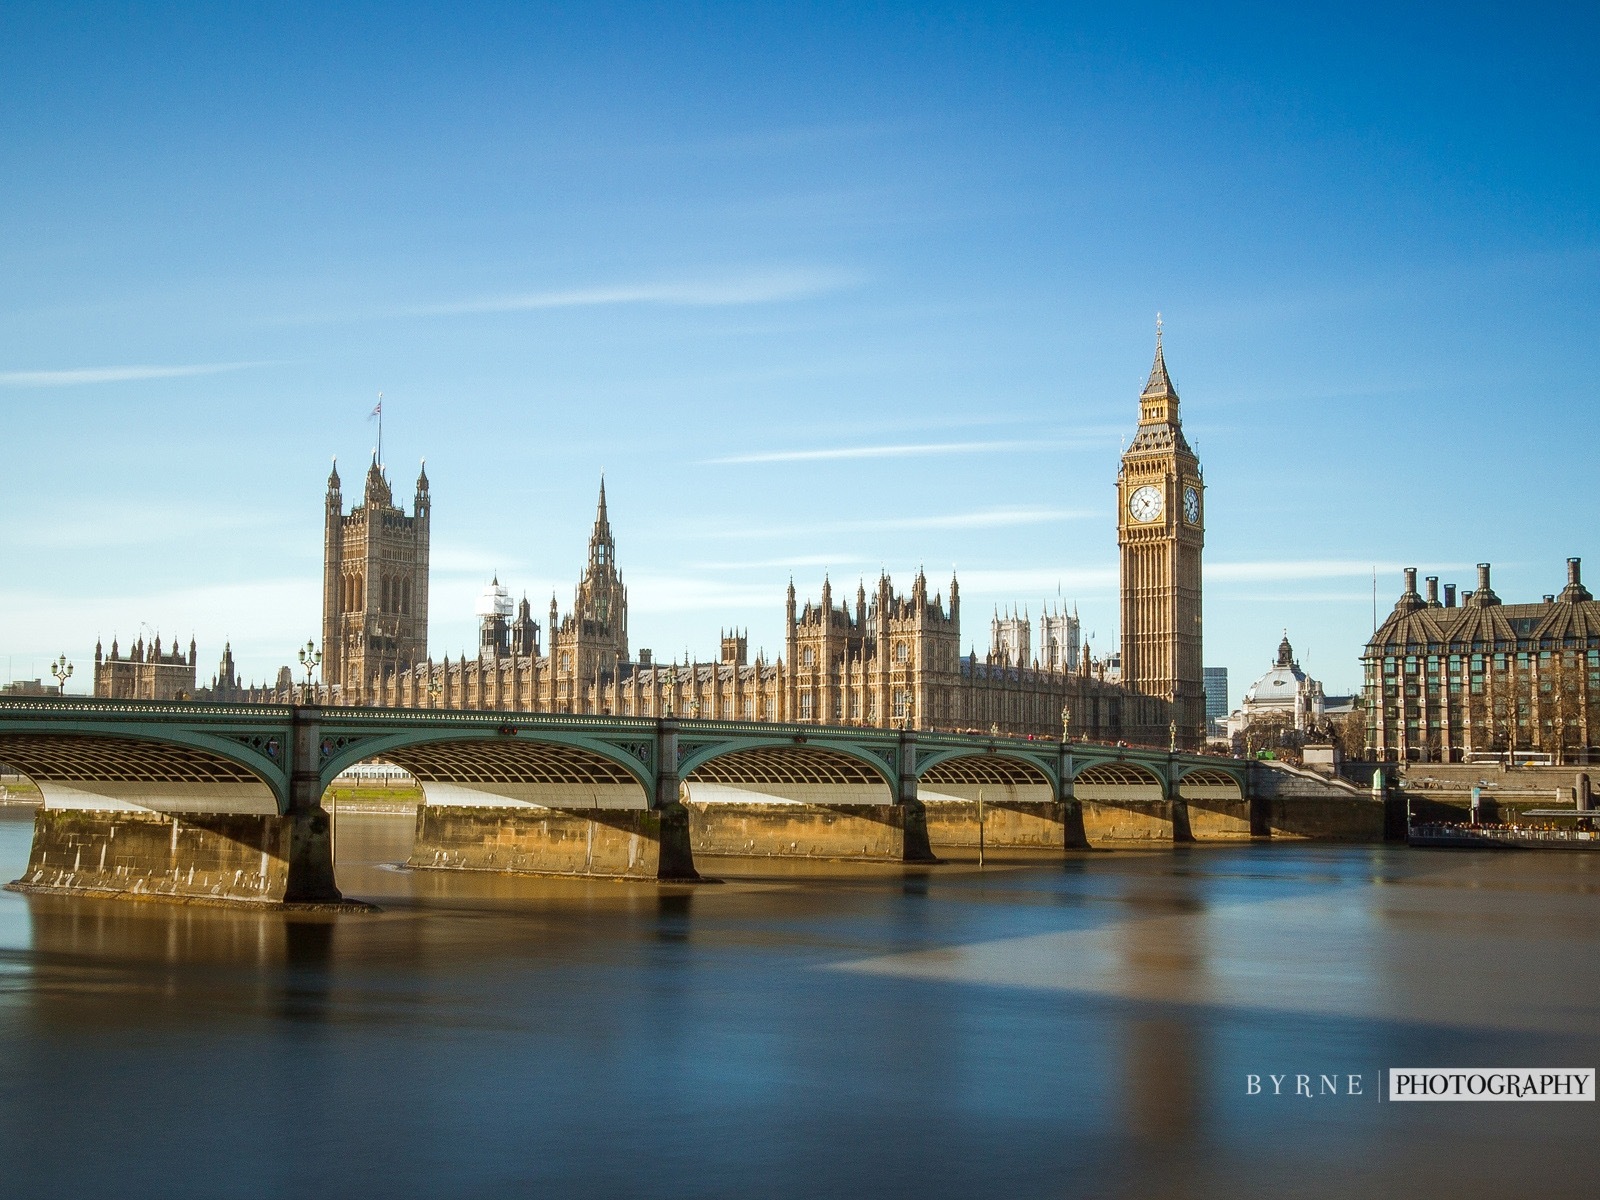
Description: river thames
xmin=1 ymin=808 xmax=1597 ymax=1198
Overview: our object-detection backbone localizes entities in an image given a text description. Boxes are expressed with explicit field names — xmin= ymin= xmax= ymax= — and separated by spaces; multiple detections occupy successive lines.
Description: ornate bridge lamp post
xmin=1170 ymin=720 xmax=1178 ymax=753
xmin=49 ymin=654 xmax=73 ymax=696
xmin=663 ymin=665 xmax=677 ymax=718
xmin=1061 ymin=704 xmax=1072 ymax=744
xmin=296 ymin=640 xmax=322 ymax=705
xmin=427 ymin=679 xmax=443 ymax=709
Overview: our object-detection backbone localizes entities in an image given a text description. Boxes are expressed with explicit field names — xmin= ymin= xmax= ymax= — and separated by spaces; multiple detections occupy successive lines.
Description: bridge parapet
xmin=0 ymin=699 xmax=1331 ymax=902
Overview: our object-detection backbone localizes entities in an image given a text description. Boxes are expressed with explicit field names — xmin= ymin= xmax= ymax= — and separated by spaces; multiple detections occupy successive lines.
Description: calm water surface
xmin=2 ymin=808 xmax=1598 ymax=1198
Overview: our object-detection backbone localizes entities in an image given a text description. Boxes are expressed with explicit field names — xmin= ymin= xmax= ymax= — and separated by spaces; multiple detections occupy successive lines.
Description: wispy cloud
xmin=702 ymin=437 xmax=1111 ymax=465
xmin=1208 ymin=560 xmax=1466 ymax=582
xmin=0 ymin=361 xmax=271 ymax=387
xmin=405 ymin=268 xmax=860 ymax=318
xmin=689 ymin=555 xmax=869 ymax=571
xmin=619 ymin=573 xmax=777 ymax=614
xmin=0 ymin=503 xmax=276 ymax=550
xmin=955 ymin=567 xmax=1118 ymax=594
xmin=703 ymin=508 xmax=1090 ymax=539
xmin=429 ymin=546 xmax=533 ymax=578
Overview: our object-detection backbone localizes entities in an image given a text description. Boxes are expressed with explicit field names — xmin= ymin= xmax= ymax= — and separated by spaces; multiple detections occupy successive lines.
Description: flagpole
xmin=377 ymin=392 xmax=383 ymax=466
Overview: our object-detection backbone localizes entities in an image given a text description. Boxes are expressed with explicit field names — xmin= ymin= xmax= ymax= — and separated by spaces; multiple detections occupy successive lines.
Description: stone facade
xmin=1117 ymin=324 xmax=1206 ymax=746
xmin=288 ymin=470 xmax=1175 ymax=742
xmin=1224 ymin=633 xmax=1326 ymax=741
xmin=1364 ymin=561 xmax=1600 ymax=764
xmin=93 ymin=634 xmax=197 ymax=700
xmin=321 ymin=455 xmax=430 ymax=701
xmin=103 ymin=335 xmax=1198 ymax=745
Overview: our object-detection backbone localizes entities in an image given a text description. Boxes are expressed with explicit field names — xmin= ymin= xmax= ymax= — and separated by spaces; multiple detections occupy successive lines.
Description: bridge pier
xmin=1061 ymin=751 xmax=1091 ymax=849
xmin=1168 ymin=771 xmax=1196 ymax=844
xmin=7 ymin=706 xmax=346 ymax=907
xmin=898 ymin=729 xmax=937 ymax=864
xmin=654 ymin=718 xmax=700 ymax=879
xmin=284 ymin=708 xmax=342 ymax=903
xmin=403 ymin=718 xmax=701 ymax=882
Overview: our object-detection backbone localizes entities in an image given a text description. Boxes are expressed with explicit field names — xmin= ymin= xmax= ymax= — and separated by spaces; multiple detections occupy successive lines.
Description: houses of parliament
xmin=96 ymin=331 xmax=1208 ymax=747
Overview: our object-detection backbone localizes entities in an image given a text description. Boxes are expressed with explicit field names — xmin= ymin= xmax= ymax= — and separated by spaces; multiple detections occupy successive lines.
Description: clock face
xmin=1128 ymin=485 xmax=1164 ymax=523
xmin=1183 ymin=486 xmax=1200 ymax=524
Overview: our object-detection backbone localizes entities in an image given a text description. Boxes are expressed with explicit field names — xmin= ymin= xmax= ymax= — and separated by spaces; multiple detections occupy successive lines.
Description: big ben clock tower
xmin=1118 ymin=318 xmax=1205 ymax=747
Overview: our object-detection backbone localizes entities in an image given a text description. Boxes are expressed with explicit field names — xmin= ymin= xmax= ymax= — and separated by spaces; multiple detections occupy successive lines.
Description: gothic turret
xmin=589 ymin=477 xmax=614 ymax=569
xmin=364 ymin=450 xmax=393 ymax=507
xmin=1141 ymin=332 xmax=1179 ymax=416
xmin=414 ymin=459 xmax=430 ymax=519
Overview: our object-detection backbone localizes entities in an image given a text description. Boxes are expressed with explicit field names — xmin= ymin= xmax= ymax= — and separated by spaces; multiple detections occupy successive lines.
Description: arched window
xmin=802 ymin=646 xmax=815 ymax=668
xmin=895 ymin=641 xmax=909 ymax=664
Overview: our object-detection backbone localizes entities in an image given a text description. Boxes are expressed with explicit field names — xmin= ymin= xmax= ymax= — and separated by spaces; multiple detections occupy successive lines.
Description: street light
xmin=49 ymin=654 xmax=73 ymax=696
xmin=663 ymin=665 xmax=677 ymax=717
xmin=296 ymin=640 xmax=322 ymax=704
xmin=1061 ymin=704 xmax=1072 ymax=743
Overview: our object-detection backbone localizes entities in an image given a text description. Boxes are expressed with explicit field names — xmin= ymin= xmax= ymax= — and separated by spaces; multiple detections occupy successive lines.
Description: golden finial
xmin=1155 ymin=311 xmax=1163 ymax=347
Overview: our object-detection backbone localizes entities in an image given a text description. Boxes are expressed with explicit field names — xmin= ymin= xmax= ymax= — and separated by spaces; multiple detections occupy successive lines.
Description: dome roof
xmin=474 ymin=576 xmax=513 ymax=618
xmin=1243 ymin=662 xmax=1309 ymax=705
xmin=1241 ymin=632 xmax=1318 ymax=707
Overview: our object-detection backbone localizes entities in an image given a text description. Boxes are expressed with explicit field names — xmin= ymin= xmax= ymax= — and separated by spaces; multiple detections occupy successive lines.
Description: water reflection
xmin=3 ymin=812 xmax=1600 ymax=1198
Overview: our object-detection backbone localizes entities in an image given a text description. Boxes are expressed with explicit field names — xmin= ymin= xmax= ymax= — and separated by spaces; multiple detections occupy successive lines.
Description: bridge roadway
xmin=0 ymin=698 xmax=1368 ymax=907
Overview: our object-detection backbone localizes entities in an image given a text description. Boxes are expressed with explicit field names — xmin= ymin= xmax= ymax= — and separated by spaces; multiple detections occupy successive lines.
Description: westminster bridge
xmin=0 ymin=698 xmax=1377 ymax=906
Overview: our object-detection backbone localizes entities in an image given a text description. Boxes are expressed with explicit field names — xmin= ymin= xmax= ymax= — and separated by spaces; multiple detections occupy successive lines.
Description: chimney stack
xmin=1560 ymin=557 xmax=1593 ymax=603
xmin=1404 ymin=567 xmax=1418 ymax=595
xmin=1425 ymin=576 xmax=1440 ymax=606
xmin=1466 ymin=563 xmax=1501 ymax=607
xmin=1444 ymin=584 xmax=1457 ymax=607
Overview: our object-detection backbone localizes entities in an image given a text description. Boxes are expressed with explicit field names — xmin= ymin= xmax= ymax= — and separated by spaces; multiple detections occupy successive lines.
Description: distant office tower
xmin=1203 ymin=666 xmax=1228 ymax=732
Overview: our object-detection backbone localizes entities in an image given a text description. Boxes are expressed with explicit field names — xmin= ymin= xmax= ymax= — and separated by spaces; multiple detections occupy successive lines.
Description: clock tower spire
xmin=1118 ymin=317 xmax=1205 ymax=747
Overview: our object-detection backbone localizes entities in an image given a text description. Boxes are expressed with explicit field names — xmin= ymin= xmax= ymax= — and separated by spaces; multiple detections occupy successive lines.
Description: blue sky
xmin=1 ymin=2 xmax=1595 ymax=704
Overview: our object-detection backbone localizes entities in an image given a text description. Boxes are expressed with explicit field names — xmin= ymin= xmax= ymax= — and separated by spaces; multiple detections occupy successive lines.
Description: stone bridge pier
xmin=2 ymin=705 xmax=343 ymax=907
